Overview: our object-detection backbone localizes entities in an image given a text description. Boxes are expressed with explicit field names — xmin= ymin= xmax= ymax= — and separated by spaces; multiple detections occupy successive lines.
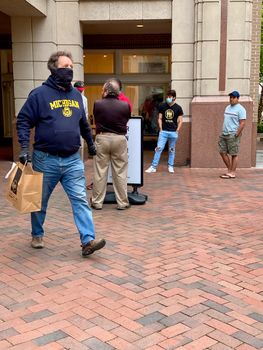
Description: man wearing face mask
xmin=145 ymin=89 xmax=183 ymax=173
xmin=16 ymin=51 xmax=106 ymax=257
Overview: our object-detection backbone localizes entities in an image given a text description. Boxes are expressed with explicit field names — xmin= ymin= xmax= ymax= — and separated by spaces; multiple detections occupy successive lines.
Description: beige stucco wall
xmin=11 ymin=0 xmax=83 ymax=116
xmin=0 ymin=0 xmax=46 ymax=16
xmin=227 ymin=1 xmax=252 ymax=95
xmin=79 ymin=1 xmax=171 ymax=21
xmin=190 ymin=1 xmax=253 ymax=97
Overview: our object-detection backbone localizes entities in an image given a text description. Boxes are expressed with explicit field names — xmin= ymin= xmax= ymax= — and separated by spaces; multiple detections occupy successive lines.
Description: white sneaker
xmin=168 ymin=166 xmax=174 ymax=173
xmin=145 ymin=166 xmax=156 ymax=173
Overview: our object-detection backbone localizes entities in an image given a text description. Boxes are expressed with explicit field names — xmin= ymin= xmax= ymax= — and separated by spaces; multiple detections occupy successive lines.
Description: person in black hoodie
xmin=16 ymin=51 xmax=105 ymax=257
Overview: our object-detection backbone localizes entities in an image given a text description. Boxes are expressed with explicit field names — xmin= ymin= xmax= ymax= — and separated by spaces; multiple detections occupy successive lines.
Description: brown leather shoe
xmin=82 ymin=239 xmax=106 ymax=257
xmin=117 ymin=204 xmax=131 ymax=210
xmin=90 ymin=198 xmax=102 ymax=210
xmin=86 ymin=182 xmax=93 ymax=190
xmin=91 ymin=204 xmax=102 ymax=210
xmin=31 ymin=237 xmax=44 ymax=249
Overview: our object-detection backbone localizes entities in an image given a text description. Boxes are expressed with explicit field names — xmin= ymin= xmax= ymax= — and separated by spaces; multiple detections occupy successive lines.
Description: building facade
xmin=0 ymin=0 xmax=261 ymax=167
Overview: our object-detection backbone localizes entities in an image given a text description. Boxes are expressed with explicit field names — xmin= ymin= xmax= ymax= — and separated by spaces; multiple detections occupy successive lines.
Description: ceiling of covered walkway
xmin=82 ymin=19 xmax=171 ymax=35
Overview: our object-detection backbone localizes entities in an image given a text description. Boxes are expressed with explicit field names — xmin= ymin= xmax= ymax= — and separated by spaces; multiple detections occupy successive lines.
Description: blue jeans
xmin=31 ymin=150 xmax=95 ymax=245
xmin=151 ymin=130 xmax=178 ymax=168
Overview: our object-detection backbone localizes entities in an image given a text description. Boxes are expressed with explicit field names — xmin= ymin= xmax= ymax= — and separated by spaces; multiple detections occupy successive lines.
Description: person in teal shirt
xmin=218 ymin=91 xmax=246 ymax=179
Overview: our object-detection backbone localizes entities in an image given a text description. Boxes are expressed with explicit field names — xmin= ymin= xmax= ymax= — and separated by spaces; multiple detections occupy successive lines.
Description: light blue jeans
xmin=31 ymin=150 xmax=95 ymax=245
xmin=151 ymin=130 xmax=178 ymax=168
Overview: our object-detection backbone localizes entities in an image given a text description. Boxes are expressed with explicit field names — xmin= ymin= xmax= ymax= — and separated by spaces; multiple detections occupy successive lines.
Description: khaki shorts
xmin=218 ymin=134 xmax=240 ymax=155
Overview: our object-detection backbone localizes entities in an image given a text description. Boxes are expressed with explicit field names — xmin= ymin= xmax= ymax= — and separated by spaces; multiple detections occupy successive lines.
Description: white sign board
xmin=107 ymin=117 xmax=143 ymax=186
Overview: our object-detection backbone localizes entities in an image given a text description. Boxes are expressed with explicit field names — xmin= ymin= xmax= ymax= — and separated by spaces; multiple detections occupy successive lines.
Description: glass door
xmin=84 ymin=49 xmax=171 ymax=138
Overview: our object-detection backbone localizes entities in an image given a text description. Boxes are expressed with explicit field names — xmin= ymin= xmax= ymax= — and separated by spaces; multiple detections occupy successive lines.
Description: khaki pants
xmin=91 ymin=133 xmax=129 ymax=208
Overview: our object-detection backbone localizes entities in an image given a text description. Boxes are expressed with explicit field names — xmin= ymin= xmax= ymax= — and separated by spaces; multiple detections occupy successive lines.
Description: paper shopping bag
xmin=6 ymin=162 xmax=43 ymax=213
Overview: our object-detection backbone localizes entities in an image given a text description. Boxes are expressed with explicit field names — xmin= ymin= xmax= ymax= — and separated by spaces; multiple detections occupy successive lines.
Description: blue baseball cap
xmin=228 ymin=91 xmax=240 ymax=98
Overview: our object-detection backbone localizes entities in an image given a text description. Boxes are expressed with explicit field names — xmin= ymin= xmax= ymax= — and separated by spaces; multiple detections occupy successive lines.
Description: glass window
xmin=84 ymin=49 xmax=170 ymax=137
xmin=123 ymin=85 xmax=167 ymax=135
xmin=85 ymin=85 xmax=103 ymax=127
xmin=122 ymin=54 xmax=170 ymax=74
xmin=85 ymin=84 xmax=167 ymax=136
xmin=84 ymin=52 xmax=114 ymax=74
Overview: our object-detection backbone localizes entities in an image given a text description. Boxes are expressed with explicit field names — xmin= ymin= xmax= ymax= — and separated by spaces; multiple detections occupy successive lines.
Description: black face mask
xmin=53 ymin=68 xmax=73 ymax=89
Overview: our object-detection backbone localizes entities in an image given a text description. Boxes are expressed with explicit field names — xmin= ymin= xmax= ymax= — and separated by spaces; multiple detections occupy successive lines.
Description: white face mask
xmin=166 ymin=97 xmax=173 ymax=104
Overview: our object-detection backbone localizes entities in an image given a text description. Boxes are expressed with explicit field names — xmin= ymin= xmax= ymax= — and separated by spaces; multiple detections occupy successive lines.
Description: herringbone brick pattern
xmin=0 ymin=154 xmax=263 ymax=349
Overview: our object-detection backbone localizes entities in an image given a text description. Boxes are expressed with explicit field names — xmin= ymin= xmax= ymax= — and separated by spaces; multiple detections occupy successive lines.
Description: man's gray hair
xmin=103 ymin=79 xmax=120 ymax=97
xmin=47 ymin=51 xmax=73 ymax=73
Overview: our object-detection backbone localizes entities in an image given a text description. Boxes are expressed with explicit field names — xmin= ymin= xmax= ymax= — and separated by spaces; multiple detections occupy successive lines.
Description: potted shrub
xmin=257 ymin=122 xmax=263 ymax=134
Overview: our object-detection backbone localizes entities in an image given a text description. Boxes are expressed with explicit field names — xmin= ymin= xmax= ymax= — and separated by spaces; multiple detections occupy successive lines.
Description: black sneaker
xmin=82 ymin=239 xmax=106 ymax=257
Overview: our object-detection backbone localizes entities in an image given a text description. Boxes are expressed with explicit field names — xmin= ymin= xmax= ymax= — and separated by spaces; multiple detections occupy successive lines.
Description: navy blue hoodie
xmin=16 ymin=75 xmax=93 ymax=157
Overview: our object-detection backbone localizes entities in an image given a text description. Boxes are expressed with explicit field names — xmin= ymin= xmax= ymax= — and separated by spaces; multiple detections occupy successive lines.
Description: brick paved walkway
xmin=0 ymin=156 xmax=263 ymax=350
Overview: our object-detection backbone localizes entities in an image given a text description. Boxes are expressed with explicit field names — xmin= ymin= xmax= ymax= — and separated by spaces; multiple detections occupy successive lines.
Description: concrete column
xmin=190 ymin=0 xmax=253 ymax=168
xmin=56 ymin=0 xmax=83 ymax=81
xmin=193 ymin=0 xmax=221 ymax=96
xmin=250 ymin=0 xmax=262 ymax=166
xmin=171 ymin=0 xmax=195 ymax=165
xmin=193 ymin=0 xmax=252 ymax=96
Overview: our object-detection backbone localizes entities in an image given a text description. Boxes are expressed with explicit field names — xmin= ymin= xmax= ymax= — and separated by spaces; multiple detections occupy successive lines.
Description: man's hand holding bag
xmin=6 ymin=156 xmax=43 ymax=214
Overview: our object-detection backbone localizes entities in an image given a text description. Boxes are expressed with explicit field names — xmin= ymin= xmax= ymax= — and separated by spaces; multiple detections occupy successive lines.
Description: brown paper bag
xmin=6 ymin=162 xmax=43 ymax=214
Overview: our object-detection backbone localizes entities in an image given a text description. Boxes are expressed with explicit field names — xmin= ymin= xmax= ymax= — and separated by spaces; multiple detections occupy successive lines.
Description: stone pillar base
xmin=191 ymin=97 xmax=253 ymax=168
